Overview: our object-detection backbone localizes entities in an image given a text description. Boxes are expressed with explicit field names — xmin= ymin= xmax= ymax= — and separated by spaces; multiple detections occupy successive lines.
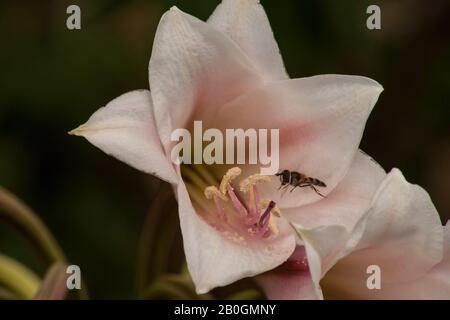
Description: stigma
xmin=203 ymin=167 xmax=281 ymax=239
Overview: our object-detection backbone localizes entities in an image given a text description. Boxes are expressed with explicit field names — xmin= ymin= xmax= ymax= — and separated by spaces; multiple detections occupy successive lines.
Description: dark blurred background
xmin=0 ymin=0 xmax=449 ymax=298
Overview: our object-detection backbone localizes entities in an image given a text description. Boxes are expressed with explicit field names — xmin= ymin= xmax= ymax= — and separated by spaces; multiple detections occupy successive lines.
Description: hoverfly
xmin=276 ymin=170 xmax=327 ymax=198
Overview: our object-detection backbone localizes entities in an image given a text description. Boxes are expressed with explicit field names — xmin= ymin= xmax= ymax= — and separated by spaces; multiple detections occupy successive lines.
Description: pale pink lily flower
xmin=68 ymin=0 xmax=443 ymax=297
xmin=259 ymin=169 xmax=449 ymax=299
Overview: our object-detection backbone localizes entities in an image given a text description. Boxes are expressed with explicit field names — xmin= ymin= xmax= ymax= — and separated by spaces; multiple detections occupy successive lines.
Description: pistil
xmin=201 ymin=167 xmax=281 ymax=240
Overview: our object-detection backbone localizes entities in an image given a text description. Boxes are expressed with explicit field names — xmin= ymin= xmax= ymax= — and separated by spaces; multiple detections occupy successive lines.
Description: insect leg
xmin=278 ymin=183 xmax=286 ymax=190
xmin=289 ymin=185 xmax=299 ymax=193
xmin=297 ymin=183 xmax=327 ymax=198
xmin=280 ymin=185 xmax=291 ymax=198
xmin=310 ymin=185 xmax=326 ymax=198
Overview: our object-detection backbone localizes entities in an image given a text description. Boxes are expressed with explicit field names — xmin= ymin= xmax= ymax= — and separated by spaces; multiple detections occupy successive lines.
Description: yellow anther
xmin=204 ymin=186 xmax=227 ymax=201
xmin=239 ymin=174 xmax=271 ymax=193
xmin=268 ymin=215 xmax=279 ymax=236
xmin=260 ymin=199 xmax=270 ymax=208
xmin=219 ymin=167 xmax=242 ymax=195
xmin=248 ymin=187 xmax=255 ymax=210
xmin=271 ymin=207 xmax=281 ymax=218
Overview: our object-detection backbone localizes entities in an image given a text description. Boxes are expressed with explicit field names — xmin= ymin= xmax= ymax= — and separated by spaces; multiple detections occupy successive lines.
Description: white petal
xmin=70 ymin=90 xmax=177 ymax=183
xmin=257 ymin=247 xmax=320 ymax=300
xmin=208 ymin=0 xmax=288 ymax=81
xmin=216 ymin=75 xmax=383 ymax=208
xmin=323 ymin=223 xmax=449 ymax=299
xmin=349 ymin=169 xmax=444 ymax=282
xmin=321 ymin=169 xmax=445 ymax=299
xmin=175 ymin=179 xmax=296 ymax=294
xmin=284 ymin=151 xmax=386 ymax=231
xmin=258 ymin=270 xmax=318 ymax=300
xmin=286 ymin=150 xmax=386 ymax=298
xmin=291 ymin=224 xmax=348 ymax=297
xmin=149 ymin=7 xmax=262 ymax=151
xmin=375 ymin=222 xmax=450 ymax=299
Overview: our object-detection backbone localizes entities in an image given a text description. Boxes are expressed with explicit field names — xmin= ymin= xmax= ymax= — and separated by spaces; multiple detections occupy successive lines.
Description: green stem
xmin=0 ymin=287 xmax=18 ymax=300
xmin=136 ymin=183 xmax=179 ymax=298
xmin=0 ymin=186 xmax=89 ymax=299
xmin=0 ymin=186 xmax=66 ymax=264
xmin=34 ymin=263 xmax=69 ymax=300
xmin=143 ymin=274 xmax=213 ymax=300
xmin=0 ymin=254 xmax=40 ymax=299
xmin=226 ymin=289 xmax=264 ymax=300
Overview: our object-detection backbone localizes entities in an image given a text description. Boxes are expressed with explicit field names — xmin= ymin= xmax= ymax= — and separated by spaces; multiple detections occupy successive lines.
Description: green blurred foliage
xmin=0 ymin=0 xmax=449 ymax=298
